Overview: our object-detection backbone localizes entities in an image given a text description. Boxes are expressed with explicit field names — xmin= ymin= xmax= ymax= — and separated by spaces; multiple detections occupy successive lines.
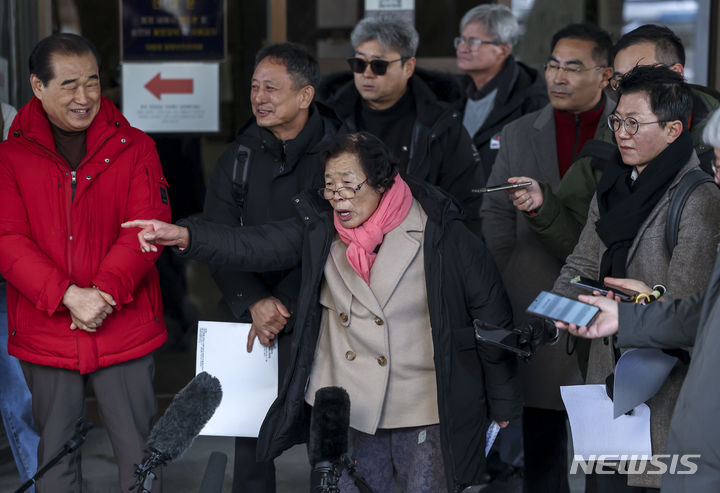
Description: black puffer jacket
xmin=180 ymin=176 xmax=521 ymax=492
xmin=454 ymin=57 xmax=548 ymax=182
xmin=318 ymin=69 xmax=484 ymax=237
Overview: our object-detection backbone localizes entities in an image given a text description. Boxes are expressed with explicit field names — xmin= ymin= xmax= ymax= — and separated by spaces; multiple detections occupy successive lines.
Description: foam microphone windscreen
xmin=146 ymin=371 xmax=223 ymax=462
xmin=308 ymin=386 xmax=350 ymax=466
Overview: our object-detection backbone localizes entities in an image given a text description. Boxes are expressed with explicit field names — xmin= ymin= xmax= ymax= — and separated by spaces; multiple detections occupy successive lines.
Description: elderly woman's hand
xmin=121 ymin=219 xmax=189 ymax=252
xmin=507 ymin=176 xmax=543 ymax=212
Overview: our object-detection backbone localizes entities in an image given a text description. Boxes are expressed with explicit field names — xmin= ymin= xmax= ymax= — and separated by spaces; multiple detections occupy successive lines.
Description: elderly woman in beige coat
xmin=551 ymin=66 xmax=720 ymax=490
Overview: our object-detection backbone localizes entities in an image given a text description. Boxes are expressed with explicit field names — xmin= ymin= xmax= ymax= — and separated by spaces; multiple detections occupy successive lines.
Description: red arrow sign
xmin=144 ymin=73 xmax=194 ymax=100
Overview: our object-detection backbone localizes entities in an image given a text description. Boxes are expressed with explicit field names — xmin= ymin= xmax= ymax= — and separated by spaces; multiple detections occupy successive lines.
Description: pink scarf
xmin=334 ymin=175 xmax=413 ymax=284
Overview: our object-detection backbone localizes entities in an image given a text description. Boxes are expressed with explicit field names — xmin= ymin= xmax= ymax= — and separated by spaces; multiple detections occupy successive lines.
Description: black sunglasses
xmin=347 ymin=57 xmax=407 ymax=76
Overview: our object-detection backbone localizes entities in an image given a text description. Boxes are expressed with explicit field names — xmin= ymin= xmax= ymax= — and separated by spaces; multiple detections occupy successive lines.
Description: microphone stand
xmin=132 ymin=448 xmax=169 ymax=492
xmin=313 ymin=454 xmax=373 ymax=493
xmin=14 ymin=418 xmax=93 ymax=493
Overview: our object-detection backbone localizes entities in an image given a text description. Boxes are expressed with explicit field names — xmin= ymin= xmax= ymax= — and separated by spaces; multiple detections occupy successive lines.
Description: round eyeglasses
xmin=318 ymin=179 xmax=368 ymax=200
xmin=453 ymin=37 xmax=501 ymax=50
xmin=608 ymin=114 xmax=667 ymax=136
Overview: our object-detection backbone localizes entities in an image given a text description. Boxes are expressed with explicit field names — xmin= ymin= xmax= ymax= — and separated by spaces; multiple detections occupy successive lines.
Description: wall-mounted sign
xmin=122 ymin=62 xmax=219 ymax=132
xmin=365 ymin=0 xmax=414 ymax=10
xmin=121 ymin=0 xmax=226 ymax=61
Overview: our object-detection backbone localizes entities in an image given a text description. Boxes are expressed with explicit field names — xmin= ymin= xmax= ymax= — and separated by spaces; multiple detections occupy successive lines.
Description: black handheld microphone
xmin=132 ymin=371 xmax=223 ymax=492
xmin=308 ymin=386 xmax=350 ymax=493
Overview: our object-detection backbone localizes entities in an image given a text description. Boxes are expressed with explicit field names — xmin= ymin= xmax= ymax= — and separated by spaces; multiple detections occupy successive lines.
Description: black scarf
xmin=465 ymin=56 xmax=517 ymax=101
xmin=595 ymin=131 xmax=693 ymax=279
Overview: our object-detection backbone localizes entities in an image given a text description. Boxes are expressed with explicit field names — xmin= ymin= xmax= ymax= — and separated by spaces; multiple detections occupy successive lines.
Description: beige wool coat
xmin=305 ymin=201 xmax=440 ymax=434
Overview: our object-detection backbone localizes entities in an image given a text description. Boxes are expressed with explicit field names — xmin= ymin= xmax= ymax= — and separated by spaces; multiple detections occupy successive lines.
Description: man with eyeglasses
xmin=318 ymin=13 xmax=484 ymax=235
xmin=480 ymin=23 xmax=614 ymax=493
xmin=550 ymin=64 xmax=720 ymax=491
xmin=513 ymin=24 xmax=720 ymax=262
xmin=202 ymin=43 xmax=340 ymax=493
xmin=453 ymin=4 xmax=547 ymax=182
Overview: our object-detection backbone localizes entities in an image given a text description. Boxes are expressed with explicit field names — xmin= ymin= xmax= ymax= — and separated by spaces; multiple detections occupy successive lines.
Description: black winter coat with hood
xmin=179 ymin=176 xmax=522 ymax=492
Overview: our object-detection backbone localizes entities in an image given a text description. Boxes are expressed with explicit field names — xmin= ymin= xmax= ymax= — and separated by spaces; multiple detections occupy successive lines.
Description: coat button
xmin=121 ymin=138 xmax=127 ymax=143
xmin=104 ymin=158 xmax=110 ymax=163
xmin=377 ymin=355 xmax=387 ymax=366
xmin=374 ymin=317 xmax=384 ymax=326
xmin=339 ymin=312 xmax=348 ymax=323
xmin=345 ymin=350 xmax=356 ymax=361
xmin=86 ymin=175 xmax=91 ymax=180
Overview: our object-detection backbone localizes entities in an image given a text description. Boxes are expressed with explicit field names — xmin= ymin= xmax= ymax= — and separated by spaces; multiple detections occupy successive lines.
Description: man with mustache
xmin=202 ymin=42 xmax=339 ymax=493
xmin=480 ymin=23 xmax=613 ymax=493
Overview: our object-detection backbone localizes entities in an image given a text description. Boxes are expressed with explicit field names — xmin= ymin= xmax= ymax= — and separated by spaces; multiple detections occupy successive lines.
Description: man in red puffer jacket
xmin=0 ymin=33 xmax=169 ymax=493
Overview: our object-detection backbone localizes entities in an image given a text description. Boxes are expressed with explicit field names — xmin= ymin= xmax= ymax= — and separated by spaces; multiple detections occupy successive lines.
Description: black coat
xmin=318 ymin=69 xmax=485 ymax=237
xmin=203 ymin=103 xmax=339 ymax=323
xmin=454 ymin=57 xmax=548 ymax=183
xmin=180 ymin=177 xmax=521 ymax=492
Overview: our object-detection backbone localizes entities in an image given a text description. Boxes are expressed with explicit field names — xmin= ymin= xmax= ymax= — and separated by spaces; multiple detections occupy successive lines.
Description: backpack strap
xmin=665 ymin=169 xmax=714 ymax=255
xmin=230 ymin=144 xmax=252 ymax=225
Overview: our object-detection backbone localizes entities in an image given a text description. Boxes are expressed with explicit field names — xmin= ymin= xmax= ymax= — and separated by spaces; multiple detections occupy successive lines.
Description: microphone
xmin=309 ymin=387 xmax=350 ymax=493
xmin=132 ymin=371 xmax=223 ymax=492
xmin=309 ymin=386 xmax=350 ymax=467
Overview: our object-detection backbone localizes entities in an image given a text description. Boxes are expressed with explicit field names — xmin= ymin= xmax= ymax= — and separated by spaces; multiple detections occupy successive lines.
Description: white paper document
xmin=196 ymin=321 xmax=278 ymax=438
xmin=561 ymin=384 xmax=652 ymax=460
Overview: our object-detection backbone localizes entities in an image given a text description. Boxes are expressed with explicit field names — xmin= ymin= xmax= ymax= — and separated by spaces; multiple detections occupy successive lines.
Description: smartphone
xmin=472 ymin=181 xmax=532 ymax=193
xmin=526 ymin=291 xmax=599 ymax=327
xmin=473 ymin=320 xmax=532 ymax=358
xmin=569 ymin=276 xmax=636 ymax=302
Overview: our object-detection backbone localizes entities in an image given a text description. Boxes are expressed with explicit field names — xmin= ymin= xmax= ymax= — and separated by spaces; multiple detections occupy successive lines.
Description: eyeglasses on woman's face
xmin=608 ymin=114 xmax=667 ymax=136
xmin=318 ymin=179 xmax=368 ymax=200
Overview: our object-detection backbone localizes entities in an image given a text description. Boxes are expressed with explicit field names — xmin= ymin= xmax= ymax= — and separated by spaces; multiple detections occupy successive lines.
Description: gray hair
xmin=702 ymin=107 xmax=720 ymax=149
xmin=350 ymin=14 xmax=419 ymax=58
xmin=459 ymin=4 xmax=520 ymax=48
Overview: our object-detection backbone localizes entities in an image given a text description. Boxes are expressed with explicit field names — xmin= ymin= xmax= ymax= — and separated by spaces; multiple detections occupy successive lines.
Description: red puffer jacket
xmin=0 ymin=97 xmax=169 ymax=373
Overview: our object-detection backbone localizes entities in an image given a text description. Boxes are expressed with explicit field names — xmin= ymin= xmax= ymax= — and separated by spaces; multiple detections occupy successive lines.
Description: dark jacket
xmin=618 ymin=248 xmax=720 ymax=492
xmin=203 ymin=103 xmax=339 ymax=323
xmin=454 ymin=57 xmax=548 ymax=182
xmin=318 ymin=69 xmax=485 ymax=236
xmin=180 ymin=177 xmax=521 ymax=492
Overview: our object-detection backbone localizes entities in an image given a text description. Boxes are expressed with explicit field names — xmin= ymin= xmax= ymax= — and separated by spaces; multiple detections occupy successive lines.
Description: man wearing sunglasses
xmin=202 ymin=43 xmax=340 ymax=493
xmin=454 ymin=4 xmax=548 ymax=183
xmin=318 ymin=14 xmax=484 ymax=236
xmin=514 ymin=24 xmax=720 ymax=262
xmin=480 ymin=23 xmax=614 ymax=493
